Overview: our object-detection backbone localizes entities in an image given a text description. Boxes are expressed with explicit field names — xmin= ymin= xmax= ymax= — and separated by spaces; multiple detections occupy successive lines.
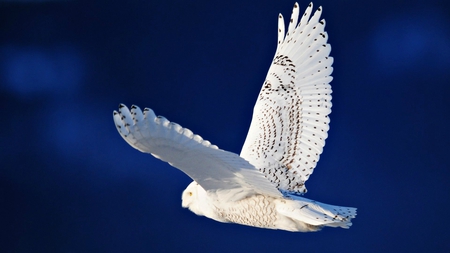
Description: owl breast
xmin=214 ymin=195 xmax=279 ymax=229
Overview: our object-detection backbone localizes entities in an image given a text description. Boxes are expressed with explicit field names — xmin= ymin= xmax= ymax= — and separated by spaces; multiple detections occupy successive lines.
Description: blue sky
xmin=1 ymin=0 xmax=450 ymax=252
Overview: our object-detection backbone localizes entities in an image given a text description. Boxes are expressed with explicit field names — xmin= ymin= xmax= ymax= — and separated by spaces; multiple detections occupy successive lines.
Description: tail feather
xmin=276 ymin=195 xmax=357 ymax=229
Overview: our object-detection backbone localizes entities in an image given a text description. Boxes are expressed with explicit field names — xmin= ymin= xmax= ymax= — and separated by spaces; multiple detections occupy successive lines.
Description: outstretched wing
xmin=113 ymin=104 xmax=282 ymax=201
xmin=240 ymin=3 xmax=333 ymax=195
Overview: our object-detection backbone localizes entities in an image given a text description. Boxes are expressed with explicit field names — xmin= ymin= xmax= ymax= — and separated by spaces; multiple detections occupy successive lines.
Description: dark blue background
xmin=2 ymin=0 xmax=450 ymax=252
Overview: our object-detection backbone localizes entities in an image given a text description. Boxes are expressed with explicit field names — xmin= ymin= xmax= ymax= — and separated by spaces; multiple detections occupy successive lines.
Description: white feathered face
xmin=181 ymin=181 xmax=206 ymax=216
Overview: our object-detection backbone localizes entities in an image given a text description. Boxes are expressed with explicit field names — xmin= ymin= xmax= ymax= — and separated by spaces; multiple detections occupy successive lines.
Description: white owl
xmin=113 ymin=2 xmax=356 ymax=232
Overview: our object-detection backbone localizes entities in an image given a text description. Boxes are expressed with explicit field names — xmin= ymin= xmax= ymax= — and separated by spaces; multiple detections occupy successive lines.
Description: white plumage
xmin=113 ymin=2 xmax=356 ymax=232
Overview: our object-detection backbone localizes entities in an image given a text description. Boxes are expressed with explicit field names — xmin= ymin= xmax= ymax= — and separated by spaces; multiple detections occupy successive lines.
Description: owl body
xmin=182 ymin=182 xmax=354 ymax=232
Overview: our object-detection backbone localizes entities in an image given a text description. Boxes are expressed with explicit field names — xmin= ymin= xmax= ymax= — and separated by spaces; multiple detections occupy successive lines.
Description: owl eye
xmin=189 ymin=192 xmax=193 ymax=196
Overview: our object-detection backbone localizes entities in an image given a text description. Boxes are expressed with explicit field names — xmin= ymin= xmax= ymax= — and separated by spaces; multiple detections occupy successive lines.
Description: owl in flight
xmin=113 ymin=2 xmax=356 ymax=232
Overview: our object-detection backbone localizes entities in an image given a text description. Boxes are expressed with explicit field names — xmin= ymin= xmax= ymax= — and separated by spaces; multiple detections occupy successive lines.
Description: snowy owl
xmin=113 ymin=2 xmax=356 ymax=232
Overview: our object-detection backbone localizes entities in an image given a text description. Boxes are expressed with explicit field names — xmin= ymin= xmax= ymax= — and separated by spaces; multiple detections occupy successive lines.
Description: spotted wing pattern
xmin=240 ymin=3 xmax=333 ymax=195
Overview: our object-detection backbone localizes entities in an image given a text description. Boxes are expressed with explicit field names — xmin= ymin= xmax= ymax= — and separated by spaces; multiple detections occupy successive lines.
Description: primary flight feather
xmin=113 ymin=2 xmax=356 ymax=232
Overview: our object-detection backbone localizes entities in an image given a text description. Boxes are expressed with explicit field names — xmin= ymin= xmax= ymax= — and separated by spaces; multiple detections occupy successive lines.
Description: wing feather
xmin=113 ymin=104 xmax=282 ymax=201
xmin=240 ymin=3 xmax=333 ymax=195
xmin=287 ymin=3 xmax=299 ymax=37
xmin=277 ymin=14 xmax=285 ymax=47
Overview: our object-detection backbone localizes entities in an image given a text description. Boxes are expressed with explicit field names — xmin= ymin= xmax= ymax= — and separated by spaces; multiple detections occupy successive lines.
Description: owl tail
xmin=276 ymin=195 xmax=357 ymax=230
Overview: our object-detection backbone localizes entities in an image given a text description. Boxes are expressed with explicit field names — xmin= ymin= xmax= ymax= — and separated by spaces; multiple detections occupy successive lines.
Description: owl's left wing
xmin=240 ymin=3 xmax=333 ymax=195
xmin=113 ymin=104 xmax=282 ymax=201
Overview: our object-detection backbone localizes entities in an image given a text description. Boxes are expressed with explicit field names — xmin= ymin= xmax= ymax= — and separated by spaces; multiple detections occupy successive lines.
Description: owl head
xmin=181 ymin=181 xmax=208 ymax=216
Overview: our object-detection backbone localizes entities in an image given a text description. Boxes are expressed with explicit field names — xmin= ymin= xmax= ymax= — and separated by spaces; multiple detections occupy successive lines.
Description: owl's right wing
xmin=240 ymin=3 xmax=333 ymax=195
xmin=113 ymin=104 xmax=282 ymax=201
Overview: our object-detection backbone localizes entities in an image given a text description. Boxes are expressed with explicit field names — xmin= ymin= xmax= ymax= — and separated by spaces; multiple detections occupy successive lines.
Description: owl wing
xmin=113 ymin=104 xmax=282 ymax=201
xmin=240 ymin=3 xmax=333 ymax=195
